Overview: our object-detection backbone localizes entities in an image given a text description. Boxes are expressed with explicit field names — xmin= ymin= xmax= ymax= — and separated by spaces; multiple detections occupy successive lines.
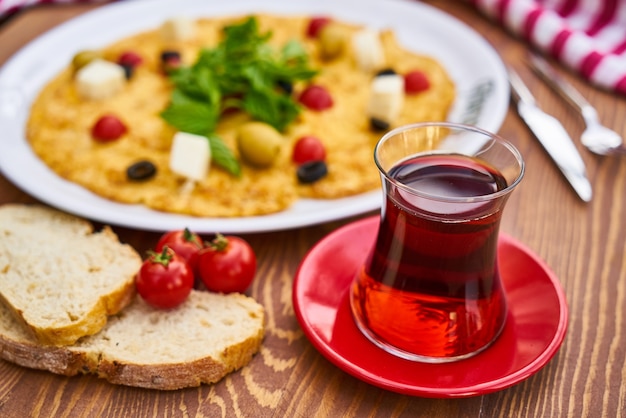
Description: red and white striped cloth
xmin=466 ymin=0 xmax=626 ymax=95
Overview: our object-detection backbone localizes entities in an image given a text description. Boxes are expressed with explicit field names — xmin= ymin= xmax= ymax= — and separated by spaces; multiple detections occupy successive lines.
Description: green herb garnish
xmin=161 ymin=16 xmax=318 ymax=176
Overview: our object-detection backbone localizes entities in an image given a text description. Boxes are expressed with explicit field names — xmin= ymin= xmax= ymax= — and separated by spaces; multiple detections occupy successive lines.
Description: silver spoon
xmin=528 ymin=53 xmax=626 ymax=156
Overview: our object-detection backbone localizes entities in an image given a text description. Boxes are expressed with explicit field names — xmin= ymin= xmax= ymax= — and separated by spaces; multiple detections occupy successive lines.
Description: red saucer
xmin=293 ymin=216 xmax=568 ymax=398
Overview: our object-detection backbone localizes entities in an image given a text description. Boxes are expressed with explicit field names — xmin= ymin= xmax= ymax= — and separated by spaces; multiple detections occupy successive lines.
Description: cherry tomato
xmin=117 ymin=51 xmax=143 ymax=67
xmin=292 ymin=136 xmax=326 ymax=164
xmin=298 ymin=85 xmax=333 ymax=111
xmin=155 ymin=228 xmax=203 ymax=271
xmin=136 ymin=247 xmax=194 ymax=309
xmin=404 ymin=70 xmax=430 ymax=94
xmin=306 ymin=16 xmax=331 ymax=38
xmin=197 ymin=234 xmax=257 ymax=294
xmin=92 ymin=114 xmax=127 ymax=142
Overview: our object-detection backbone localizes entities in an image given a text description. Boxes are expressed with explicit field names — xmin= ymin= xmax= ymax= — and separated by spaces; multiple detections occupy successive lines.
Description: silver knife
xmin=508 ymin=67 xmax=592 ymax=202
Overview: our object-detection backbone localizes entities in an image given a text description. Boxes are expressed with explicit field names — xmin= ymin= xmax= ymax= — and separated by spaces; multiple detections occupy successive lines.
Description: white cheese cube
xmin=367 ymin=74 xmax=405 ymax=123
xmin=352 ymin=29 xmax=385 ymax=72
xmin=160 ymin=17 xmax=196 ymax=42
xmin=75 ymin=59 xmax=125 ymax=100
xmin=169 ymin=132 xmax=211 ymax=181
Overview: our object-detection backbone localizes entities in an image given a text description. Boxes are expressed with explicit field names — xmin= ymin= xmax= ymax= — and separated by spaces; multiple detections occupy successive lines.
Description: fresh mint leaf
xmin=160 ymin=98 xmax=217 ymax=136
xmin=207 ymin=133 xmax=241 ymax=176
xmin=244 ymin=88 xmax=301 ymax=132
xmin=222 ymin=16 xmax=270 ymax=56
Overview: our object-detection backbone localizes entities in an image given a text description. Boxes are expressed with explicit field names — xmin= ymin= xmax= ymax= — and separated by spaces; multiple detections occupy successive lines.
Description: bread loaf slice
xmin=0 ymin=204 xmax=141 ymax=346
xmin=0 ymin=290 xmax=265 ymax=390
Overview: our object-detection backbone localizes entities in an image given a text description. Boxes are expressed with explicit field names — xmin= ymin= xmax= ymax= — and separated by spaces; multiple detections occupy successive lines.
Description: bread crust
xmin=94 ymin=328 xmax=264 ymax=390
xmin=0 ymin=333 xmax=91 ymax=376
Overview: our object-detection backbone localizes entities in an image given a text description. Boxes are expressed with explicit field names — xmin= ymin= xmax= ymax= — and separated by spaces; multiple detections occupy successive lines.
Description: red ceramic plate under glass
xmin=293 ymin=216 xmax=568 ymax=398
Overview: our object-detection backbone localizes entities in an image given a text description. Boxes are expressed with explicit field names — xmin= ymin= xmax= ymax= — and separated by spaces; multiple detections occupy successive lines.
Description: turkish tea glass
xmin=350 ymin=122 xmax=524 ymax=363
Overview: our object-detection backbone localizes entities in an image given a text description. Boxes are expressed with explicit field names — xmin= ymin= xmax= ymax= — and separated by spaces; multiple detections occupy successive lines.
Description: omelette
xmin=26 ymin=14 xmax=455 ymax=217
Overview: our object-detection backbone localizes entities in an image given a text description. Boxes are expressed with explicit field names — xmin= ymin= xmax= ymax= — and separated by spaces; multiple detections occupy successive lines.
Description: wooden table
xmin=1 ymin=1 xmax=625 ymax=416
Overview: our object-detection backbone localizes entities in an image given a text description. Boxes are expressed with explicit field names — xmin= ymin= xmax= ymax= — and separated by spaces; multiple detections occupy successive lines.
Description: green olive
xmin=236 ymin=122 xmax=284 ymax=168
xmin=318 ymin=23 xmax=347 ymax=60
xmin=71 ymin=50 xmax=103 ymax=72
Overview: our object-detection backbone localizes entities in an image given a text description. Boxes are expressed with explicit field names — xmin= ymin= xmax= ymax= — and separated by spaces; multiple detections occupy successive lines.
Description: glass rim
xmin=374 ymin=122 xmax=525 ymax=203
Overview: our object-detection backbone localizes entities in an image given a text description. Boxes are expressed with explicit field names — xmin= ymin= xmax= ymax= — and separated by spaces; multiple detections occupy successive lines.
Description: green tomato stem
xmin=147 ymin=247 xmax=174 ymax=266
xmin=206 ymin=233 xmax=229 ymax=252
xmin=183 ymin=228 xmax=202 ymax=248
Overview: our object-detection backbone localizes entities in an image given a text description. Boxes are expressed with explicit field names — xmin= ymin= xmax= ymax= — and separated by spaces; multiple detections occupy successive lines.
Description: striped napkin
xmin=466 ymin=0 xmax=626 ymax=95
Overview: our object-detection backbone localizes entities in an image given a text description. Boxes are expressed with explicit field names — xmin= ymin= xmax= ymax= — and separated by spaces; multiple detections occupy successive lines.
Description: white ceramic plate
xmin=0 ymin=0 xmax=509 ymax=233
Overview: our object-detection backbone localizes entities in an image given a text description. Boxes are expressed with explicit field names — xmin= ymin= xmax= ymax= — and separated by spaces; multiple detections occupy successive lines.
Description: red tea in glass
xmin=350 ymin=123 xmax=524 ymax=363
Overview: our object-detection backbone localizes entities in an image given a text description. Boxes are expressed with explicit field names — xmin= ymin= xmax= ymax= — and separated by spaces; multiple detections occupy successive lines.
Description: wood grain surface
xmin=1 ymin=1 xmax=625 ymax=417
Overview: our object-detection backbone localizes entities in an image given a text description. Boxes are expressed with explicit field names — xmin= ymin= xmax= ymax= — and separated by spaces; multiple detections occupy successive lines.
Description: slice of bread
xmin=0 ymin=290 xmax=265 ymax=390
xmin=0 ymin=204 xmax=141 ymax=346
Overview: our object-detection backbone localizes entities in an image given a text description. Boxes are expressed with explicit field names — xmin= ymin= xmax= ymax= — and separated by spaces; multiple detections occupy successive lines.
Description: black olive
xmin=375 ymin=68 xmax=397 ymax=77
xmin=160 ymin=50 xmax=180 ymax=62
xmin=127 ymin=160 xmax=157 ymax=181
xmin=277 ymin=80 xmax=293 ymax=95
xmin=370 ymin=117 xmax=390 ymax=131
xmin=120 ymin=63 xmax=134 ymax=80
xmin=297 ymin=161 xmax=328 ymax=184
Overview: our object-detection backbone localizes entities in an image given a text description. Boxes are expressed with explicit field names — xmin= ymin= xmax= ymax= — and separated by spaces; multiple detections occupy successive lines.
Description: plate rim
xmin=0 ymin=0 xmax=510 ymax=233
xmin=292 ymin=216 xmax=569 ymax=398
